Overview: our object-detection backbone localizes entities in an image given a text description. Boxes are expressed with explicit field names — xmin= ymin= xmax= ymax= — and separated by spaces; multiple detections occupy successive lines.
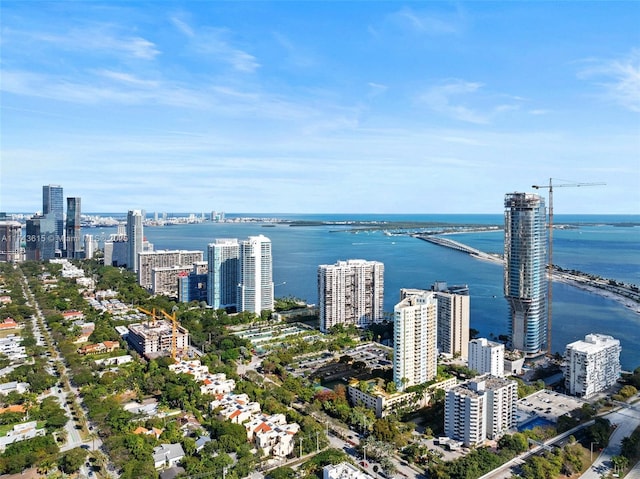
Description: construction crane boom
xmin=160 ymin=309 xmax=179 ymax=361
xmin=137 ymin=307 xmax=157 ymax=325
xmin=138 ymin=307 xmax=180 ymax=361
xmin=531 ymin=179 xmax=605 ymax=356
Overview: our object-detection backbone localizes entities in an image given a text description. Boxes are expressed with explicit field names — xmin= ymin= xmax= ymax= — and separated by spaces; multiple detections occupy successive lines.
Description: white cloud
xmin=578 ymin=49 xmax=640 ymax=112
xmin=367 ymin=82 xmax=388 ymax=97
xmin=8 ymin=27 xmax=160 ymax=60
xmin=418 ymin=80 xmax=525 ymax=124
xmin=171 ymin=16 xmax=195 ymax=38
xmin=418 ymin=80 xmax=489 ymax=124
xmin=529 ymin=109 xmax=550 ymax=116
xmin=388 ymin=6 xmax=462 ymax=35
xmin=0 ymin=70 xmax=205 ymax=107
xmin=171 ymin=19 xmax=260 ymax=73
xmin=94 ymin=70 xmax=160 ymax=88
xmin=271 ymin=31 xmax=317 ymax=69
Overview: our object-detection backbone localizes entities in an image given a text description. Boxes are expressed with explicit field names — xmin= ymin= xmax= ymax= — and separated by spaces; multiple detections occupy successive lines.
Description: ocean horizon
xmin=76 ymin=212 xmax=640 ymax=223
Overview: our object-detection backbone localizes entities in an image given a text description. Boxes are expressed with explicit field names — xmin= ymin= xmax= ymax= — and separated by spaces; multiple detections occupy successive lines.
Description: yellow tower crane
xmin=160 ymin=309 xmax=179 ymax=361
xmin=137 ymin=307 xmax=158 ymax=326
xmin=137 ymin=307 xmax=181 ymax=361
xmin=531 ymin=179 xmax=605 ymax=356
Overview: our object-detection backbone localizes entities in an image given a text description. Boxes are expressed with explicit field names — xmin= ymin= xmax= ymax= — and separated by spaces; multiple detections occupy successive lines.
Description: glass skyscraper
xmin=504 ymin=192 xmax=547 ymax=356
xmin=207 ymin=239 xmax=240 ymax=310
xmin=26 ymin=214 xmax=57 ymax=260
xmin=65 ymin=197 xmax=82 ymax=259
xmin=42 ymin=185 xmax=63 ymax=251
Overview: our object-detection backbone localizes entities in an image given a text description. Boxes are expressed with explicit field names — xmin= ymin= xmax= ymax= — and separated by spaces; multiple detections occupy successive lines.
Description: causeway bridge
xmin=414 ymin=234 xmax=503 ymax=264
xmin=414 ymin=234 xmax=640 ymax=311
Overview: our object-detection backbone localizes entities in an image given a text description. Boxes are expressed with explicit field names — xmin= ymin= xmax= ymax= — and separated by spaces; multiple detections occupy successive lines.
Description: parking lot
xmin=517 ymin=389 xmax=586 ymax=425
xmin=348 ymin=343 xmax=393 ymax=368
xmin=288 ymin=342 xmax=393 ymax=383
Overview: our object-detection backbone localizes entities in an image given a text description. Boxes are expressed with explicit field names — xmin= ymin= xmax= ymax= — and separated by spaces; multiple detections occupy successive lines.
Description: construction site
xmin=126 ymin=308 xmax=190 ymax=360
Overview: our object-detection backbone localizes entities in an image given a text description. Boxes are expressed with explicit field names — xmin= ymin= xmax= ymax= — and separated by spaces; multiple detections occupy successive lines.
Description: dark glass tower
xmin=26 ymin=214 xmax=56 ymax=260
xmin=43 ymin=185 xmax=63 ymax=251
xmin=65 ymin=197 xmax=82 ymax=259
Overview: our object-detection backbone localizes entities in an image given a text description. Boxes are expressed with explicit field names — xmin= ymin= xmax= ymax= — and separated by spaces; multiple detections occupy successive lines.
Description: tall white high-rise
xmin=318 ymin=259 xmax=384 ymax=333
xmin=504 ymin=193 xmax=547 ymax=355
xmin=127 ymin=210 xmax=144 ymax=272
xmin=444 ymin=376 xmax=517 ymax=447
xmin=238 ymin=235 xmax=273 ymax=315
xmin=393 ymin=290 xmax=438 ymax=391
xmin=83 ymin=234 xmax=98 ymax=260
xmin=431 ymin=282 xmax=470 ymax=359
xmin=468 ymin=338 xmax=505 ymax=377
xmin=562 ymin=333 xmax=621 ymax=398
xmin=207 ymin=239 xmax=240 ymax=310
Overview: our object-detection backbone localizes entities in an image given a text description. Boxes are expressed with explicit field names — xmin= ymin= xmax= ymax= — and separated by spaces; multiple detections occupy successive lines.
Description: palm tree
xmin=379 ymin=456 xmax=397 ymax=477
xmin=37 ymin=457 xmax=56 ymax=476
xmin=611 ymin=455 xmax=629 ymax=474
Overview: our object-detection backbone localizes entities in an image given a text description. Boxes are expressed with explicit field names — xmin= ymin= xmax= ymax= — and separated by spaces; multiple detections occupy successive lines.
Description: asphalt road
xmin=579 ymin=407 xmax=640 ymax=479
xmin=19 ymin=270 xmax=116 ymax=478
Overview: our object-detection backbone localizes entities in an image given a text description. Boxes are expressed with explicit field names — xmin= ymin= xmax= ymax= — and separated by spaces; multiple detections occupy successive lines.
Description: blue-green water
xmin=88 ymin=214 xmax=640 ymax=370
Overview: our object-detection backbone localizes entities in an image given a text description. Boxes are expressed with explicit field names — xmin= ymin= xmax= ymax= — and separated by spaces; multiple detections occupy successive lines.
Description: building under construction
xmin=504 ymin=192 xmax=547 ymax=356
xmin=126 ymin=320 xmax=189 ymax=359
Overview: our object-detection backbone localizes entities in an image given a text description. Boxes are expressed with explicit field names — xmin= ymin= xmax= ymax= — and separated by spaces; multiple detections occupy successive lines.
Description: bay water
xmin=89 ymin=214 xmax=640 ymax=370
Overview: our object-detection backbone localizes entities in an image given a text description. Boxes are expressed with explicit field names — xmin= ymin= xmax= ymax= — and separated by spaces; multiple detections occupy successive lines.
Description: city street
xmin=19 ymin=270 xmax=115 ymax=477
xmin=579 ymin=407 xmax=640 ymax=479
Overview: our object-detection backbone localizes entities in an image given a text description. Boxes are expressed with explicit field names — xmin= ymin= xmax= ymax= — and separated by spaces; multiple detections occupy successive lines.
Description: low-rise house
xmin=0 ymin=381 xmax=29 ymax=395
xmin=94 ymin=354 xmax=133 ymax=366
xmin=0 ymin=336 xmax=27 ymax=361
xmin=77 ymin=341 xmax=120 ymax=355
xmin=76 ymin=277 xmax=94 ymax=289
xmin=200 ymin=374 xmax=236 ymax=396
xmin=124 ymin=399 xmax=159 ymax=417
xmin=0 ymin=405 xmax=26 ymax=416
xmin=0 ymin=421 xmax=46 ymax=450
xmin=177 ymin=413 xmax=203 ymax=435
xmin=323 ymin=462 xmax=375 ymax=479
xmin=212 ymin=393 xmax=300 ymax=458
xmin=62 ymin=310 xmax=85 ymax=321
xmin=153 ymin=443 xmax=185 ymax=469
xmin=72 ymin=322 xmax=96 ymax=344
xmin=169 ymin=360 xmax=235 ymax=396
xmin=211 ymin=393 xmax=261 ymax=424
xmin=50 ymin=259 xmax=85 ymax=279
xmin=195 ymin=435 xmax=212 ymax=452
xmin=254 ymin=421 xmax=299 ymax=457
xmin=133 ymin=426 xmax=163 ymax=439
xmin=0 ymin=318 xmax=21 ymax=329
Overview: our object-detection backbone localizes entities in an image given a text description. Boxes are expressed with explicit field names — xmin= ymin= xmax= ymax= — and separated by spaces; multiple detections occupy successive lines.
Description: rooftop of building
xmin=452 ymin=375 xmax=516 ymax=397
xmin=128 ymin=320 xmax=184 ymax=336
xmin=566 ymin=333 xmax=620 ymax=353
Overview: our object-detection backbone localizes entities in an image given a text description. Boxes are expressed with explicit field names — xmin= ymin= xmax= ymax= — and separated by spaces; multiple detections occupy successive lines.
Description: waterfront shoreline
xmin=420 ymin=234 xmax=640 ymax=315
xmin=553 ymin=274 xmax=640 ymax=314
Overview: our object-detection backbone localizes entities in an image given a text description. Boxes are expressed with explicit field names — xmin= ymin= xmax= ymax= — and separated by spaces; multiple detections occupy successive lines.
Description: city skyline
xmin=1 ymin=2 xmax=639 ymax=214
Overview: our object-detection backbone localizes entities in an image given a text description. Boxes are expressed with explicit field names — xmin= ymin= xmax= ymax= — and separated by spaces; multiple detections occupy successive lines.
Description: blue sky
xmin=1 ymin=1 xmax=639 ymax=214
